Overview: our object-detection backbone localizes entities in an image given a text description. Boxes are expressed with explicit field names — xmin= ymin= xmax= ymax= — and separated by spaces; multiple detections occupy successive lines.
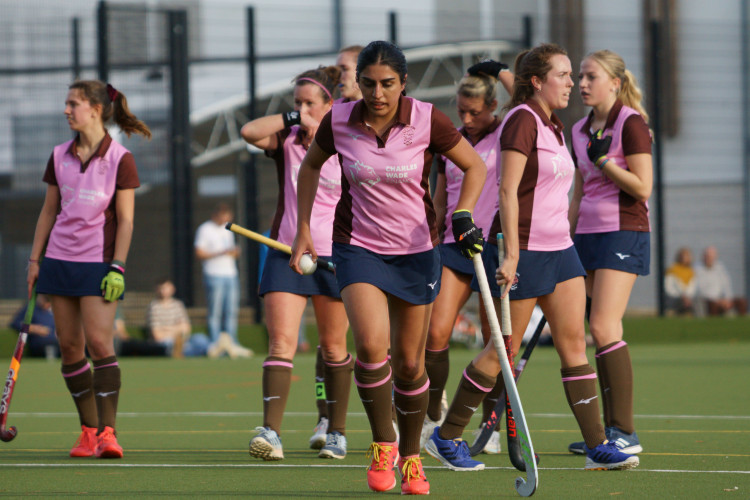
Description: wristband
xmin=110 ymin=260 xmax=126 ymax=274
xmin=282 ymin=110 xmax=301 ymax=128
xmin=596 ymin=158 xmax=610 ymax=169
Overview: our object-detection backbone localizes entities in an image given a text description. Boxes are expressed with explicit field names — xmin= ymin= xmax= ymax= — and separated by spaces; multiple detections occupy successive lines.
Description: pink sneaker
xmin=94 ymin=426 xmax=123 ymax=459
xmin=366 ymin=441 xmax=399 ymax=492
xmin=70 ymin=425 xmax=97 ymax=458
xmin=399 ymin=455 xmax=430 ymax=495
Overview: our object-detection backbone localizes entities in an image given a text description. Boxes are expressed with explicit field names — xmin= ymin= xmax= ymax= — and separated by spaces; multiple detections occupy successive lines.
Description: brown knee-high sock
xmin=596 ymin=341 xmax=634 ymax=433
xmin=354 ymin=358 xmax=397 ymax=443
xmin=62 ymin=358 xmax=97 ymax=428
xmin=262 ymin=356 xmax=293 ymax=434
xmin=440 ymin=362 xmax=496 ymax=440
xmin=315 ymin=346 xmax=328 ymax=421
xmin=92 ymin=356 xmax=121 ymax=433
xmin=324 ymin=354 xmax=354 ymax=435
xmin=424 ymin=347 xmax=449 ymax=422
xmin=482 ymin=377 xmax=506 ymax=429
xmin=562 ymin=364 xmax=606 ymax=448
xmin=393 ymin=372 xmax=429 ymax=457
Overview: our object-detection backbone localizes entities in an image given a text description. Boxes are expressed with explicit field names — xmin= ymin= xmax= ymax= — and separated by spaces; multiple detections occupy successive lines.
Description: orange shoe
xmin=95 ymin=426 xmax=123 ymax=459
xmin=69 ymin=425 xmax=97 ymax=458
xmin=366 ymin=441 xmax=399 ymax=492
xmin=399 ymin=455 xmax=430 ymax=495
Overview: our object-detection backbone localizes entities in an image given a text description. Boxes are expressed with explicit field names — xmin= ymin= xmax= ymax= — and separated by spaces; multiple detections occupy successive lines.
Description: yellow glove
xmin=101 ymin=262 xmax=125 ymax=302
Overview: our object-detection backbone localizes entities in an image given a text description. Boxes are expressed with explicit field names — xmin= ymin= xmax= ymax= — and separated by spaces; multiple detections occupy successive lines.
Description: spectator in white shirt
xmin=695 ymin=246 xmax=747 ymax=316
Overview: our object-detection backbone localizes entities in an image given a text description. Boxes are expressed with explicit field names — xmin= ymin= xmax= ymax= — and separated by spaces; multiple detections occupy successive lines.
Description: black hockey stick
xmin=469 ymin=314 xmax=546 ymax=458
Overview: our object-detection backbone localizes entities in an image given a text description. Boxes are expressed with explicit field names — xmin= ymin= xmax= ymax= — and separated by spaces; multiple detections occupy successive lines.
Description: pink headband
xmin=297 ymin=77 xmax=332 ymax=101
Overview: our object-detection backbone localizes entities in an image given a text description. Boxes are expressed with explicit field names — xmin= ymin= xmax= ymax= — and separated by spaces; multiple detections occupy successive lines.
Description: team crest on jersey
xmin=447 ymin=163 xmax=464 ymax=183
xmin=402 ymin=126 xmax=415 ymax=146
xmin=96 ymin=161 xmax=107 ymax=174
xmin=550 ymin=152 xmax=574 ymax=181
xmin=348 ymin=160 xmax=380 ymax=187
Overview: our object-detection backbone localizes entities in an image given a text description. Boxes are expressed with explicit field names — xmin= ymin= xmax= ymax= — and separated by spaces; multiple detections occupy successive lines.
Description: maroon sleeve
xmin=622 ymin=114 xmax=653 ymax=156
xmin=42 ymin=153 xmax=57 ymax=185
xmin=429 ymin=107 xmax=462 ymax=154
xmin=500 ymin=110 xmax=537 ymax=157
xmin=436 ymin=155 xmax=447 ymax=174
xmin=116 ymin=152 xmax=140 ymax=190
xmin=265 ymin=129 xmax=292 ymax=161
xmin=314 ymin=111 xmax=337 ymax=155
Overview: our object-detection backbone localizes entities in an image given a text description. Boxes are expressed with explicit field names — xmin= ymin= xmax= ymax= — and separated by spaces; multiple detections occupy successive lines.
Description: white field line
xmin=1 ymin=463 xmax=748 ymax=474
xmin=10 ymin=411 xmax=750 ymax=420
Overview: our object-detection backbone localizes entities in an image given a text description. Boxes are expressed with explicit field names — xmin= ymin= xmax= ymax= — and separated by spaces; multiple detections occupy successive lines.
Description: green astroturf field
xmin=0 ymin=317 xmax=749 ymax=498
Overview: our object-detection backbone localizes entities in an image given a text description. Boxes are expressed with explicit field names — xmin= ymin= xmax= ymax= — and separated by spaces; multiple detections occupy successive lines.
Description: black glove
xmin=586 ymin=129 xmax=612 ymax=168
xmin=451 ymin=210 xmax=484 ymax=259
xmin=467 ymin=60 xmax=509 ymax=78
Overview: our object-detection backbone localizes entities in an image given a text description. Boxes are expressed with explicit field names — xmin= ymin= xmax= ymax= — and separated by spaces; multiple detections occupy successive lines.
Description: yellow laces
xmin=400 ymin=456 xmax=423 ymax=484
xmin=367 ymin=442 xmax=395 ymax=471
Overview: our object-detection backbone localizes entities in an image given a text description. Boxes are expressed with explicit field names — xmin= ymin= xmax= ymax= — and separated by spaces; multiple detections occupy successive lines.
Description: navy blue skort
xmin=36 ymin=257 xmax=115 ymax=298
xmin=332 ymin=242 xmax=441 ymax=305
xmin=439 ymin=242 xmax=476 ymax=276
xmin=259 ymin=248 xmax=340 ymax=298
xmin=573 ymin=231 xmax=650 ymax=276
xmin=471 ymin=244 xmax=585 ymax=300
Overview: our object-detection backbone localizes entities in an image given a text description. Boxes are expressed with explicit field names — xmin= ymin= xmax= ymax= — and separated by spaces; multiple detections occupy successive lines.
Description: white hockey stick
xmin=472 ymin=237 xmax=538 ymax=497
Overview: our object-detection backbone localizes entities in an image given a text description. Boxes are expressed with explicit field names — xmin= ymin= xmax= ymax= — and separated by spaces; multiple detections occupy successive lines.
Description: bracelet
xmin=28 ymin=258 xmax=39 ymax=263
xmin=282 ymin=110 xmax=301 ymax=128
xmin=596 ymin=157 xmax=610 ymax=169
xmin=110 ymin=260 xmax=126 ymax=274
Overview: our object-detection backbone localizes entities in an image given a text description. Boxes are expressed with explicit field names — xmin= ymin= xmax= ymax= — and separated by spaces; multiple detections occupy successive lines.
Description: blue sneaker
xmin=606 ymin=426 xmax=643 ymax=455
xmin=318 ymin=431 xmax=347 ymax=459
xmin=424 ymin=427 xmax=484 ymax=471
xmin=568 ymin=440 xmax=586 ymax=455
xmin=585 ymin=441 xmax=639 ymax=470
xmin=249 ymin=426 xmax=284 ymax=461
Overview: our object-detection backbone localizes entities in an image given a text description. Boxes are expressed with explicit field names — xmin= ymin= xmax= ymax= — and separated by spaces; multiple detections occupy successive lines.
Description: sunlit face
xmin=579 ymin=58 xmax=619 ymax=108
xmin=294 ymin=82 xmax=332 ymax=124
xmin=64 ymin=89 xmax=100 ymax=132
xmin=357 ymin=63 xmax=406 ymax=121
xmin=534 ymin=54 xmax=574 ymax=111
xmin=336 ymin=50 xmax=360 ymax=100
xmin=456 ymin=94 xmax=497 ymax=142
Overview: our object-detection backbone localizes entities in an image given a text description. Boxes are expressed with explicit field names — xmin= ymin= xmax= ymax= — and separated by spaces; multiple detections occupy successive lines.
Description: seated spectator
xmin=695 ymin=246 xmax=747 ymax=316
xmin=114 ymin=306 xmax=172 ymax=357
xmin=664 ymin=247 xmax=696 ymax=316
xmin=9 ymin=293 xmax=59 ymax=358
xmin=146 ymin=277 xmax=212 ymax=357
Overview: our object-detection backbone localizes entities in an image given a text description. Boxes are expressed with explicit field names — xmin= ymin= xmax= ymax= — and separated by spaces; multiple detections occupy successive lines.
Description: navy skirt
xmin=259 ymin=248 xmax=340 ymax=298
xmin=36 ymin=257 xmax=115 ymax=298
xmin=574 ymin=231 xmax=650 ymax=276
xmin=332 ymin=242 xmax=441 ymax=305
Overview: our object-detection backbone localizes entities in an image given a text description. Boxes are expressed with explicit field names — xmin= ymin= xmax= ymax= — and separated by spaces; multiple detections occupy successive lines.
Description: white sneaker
xmin=249 ymin=426 xmax=284 ymax=461
xmin=471 ymin=427 xmax=502 ymax=454
xmin=420 ymin=417 xmax=441 ymax=450
xmin=207 ymin=332 xmax=233 ymax=358
xmin=309 ymin=417 xmax=328 ymax=450
xmin=227 ymin=341 xmax=253 ymax=359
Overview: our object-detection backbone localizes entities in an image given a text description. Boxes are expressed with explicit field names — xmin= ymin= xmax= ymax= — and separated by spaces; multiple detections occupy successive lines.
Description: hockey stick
xmin=469 ymin=313 xmax=546 ymax=459
xmin=0 ymin=285 xmax=38 ymax=442
xmin=473 ymin=247 xmax=537 ymax=497
xmin=226 ymin=222 xmax=335 ymax=272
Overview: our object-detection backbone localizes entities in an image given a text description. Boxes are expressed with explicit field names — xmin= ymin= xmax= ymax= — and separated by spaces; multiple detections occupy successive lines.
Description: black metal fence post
xmin=522 ymin=15 xmax=533 ymax=48
xmin=245 ymin=6 xmax=261 ymax=323
xmin=169 ymin=9 xmax=193 ymax=305
xmin=96 ymin=1 xmax=109 ymax=82
xmin=72 ymin=17 xmax=81 ymax=80
xmin=650 ymin=19 xmax=666 ymax=316
xmin=389 ymin=11 xmax=398 ymax=46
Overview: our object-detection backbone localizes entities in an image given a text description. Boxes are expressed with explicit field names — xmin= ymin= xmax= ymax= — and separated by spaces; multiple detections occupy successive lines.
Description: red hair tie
xmin=106 ymin=83 xmax=119 ymax=102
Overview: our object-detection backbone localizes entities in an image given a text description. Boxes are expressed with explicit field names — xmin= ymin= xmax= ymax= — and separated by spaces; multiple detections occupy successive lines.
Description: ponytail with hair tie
xmin=106 ymin=83 xmax=118 ymax=102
